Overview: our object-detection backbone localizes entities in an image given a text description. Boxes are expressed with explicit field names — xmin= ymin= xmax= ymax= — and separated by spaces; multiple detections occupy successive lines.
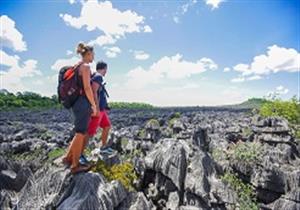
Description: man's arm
xmin=91 ymin=81 xmax=100 ymax=113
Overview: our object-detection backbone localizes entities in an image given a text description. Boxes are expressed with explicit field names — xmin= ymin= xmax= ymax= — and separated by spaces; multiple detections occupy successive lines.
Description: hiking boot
xmin=71 ymin=165 xmax=92 ymax=174
xmin=79 ymin=154 xmax=89 ymax=166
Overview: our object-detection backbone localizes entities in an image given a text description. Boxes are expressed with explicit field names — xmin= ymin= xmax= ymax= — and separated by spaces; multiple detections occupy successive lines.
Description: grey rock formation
xmin=0 ymin=108 xmax=299 ymax=210
xmin=118 ymin=192 xmax=156 ymax=210
xmin=57 ymin=173 xmax=127 ymax=210
xmin=145 ymin=139 xmax=187 ymax=191
xmin=0 ymin=157 xmax=33 ymax=192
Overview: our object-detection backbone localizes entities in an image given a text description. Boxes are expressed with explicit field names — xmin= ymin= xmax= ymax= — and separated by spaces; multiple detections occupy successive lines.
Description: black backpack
xmin=57 ymin=63 xmax=82 ymax=109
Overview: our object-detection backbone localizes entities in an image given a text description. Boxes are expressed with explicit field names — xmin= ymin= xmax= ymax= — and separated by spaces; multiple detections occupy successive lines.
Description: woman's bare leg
xmin=65 ymin=133 xmax=85 ymax=169
xmin=81 ymin=134 xmax=90 ymax=154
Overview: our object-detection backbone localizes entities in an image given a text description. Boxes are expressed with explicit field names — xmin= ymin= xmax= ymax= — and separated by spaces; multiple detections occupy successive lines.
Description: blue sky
xmin=0 ymin=0 xmax=299 ymax=106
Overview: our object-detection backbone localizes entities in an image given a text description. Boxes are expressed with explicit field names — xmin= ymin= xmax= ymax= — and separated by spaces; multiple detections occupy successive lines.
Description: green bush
xmin=173 ymin=112 xmax=181 ymax=118
xmin=109 ymin=102 xmax=154 ymax=109
xmin=7 ymin=148 xmax=45 ymax=161
xmin=212 ymin=148 xmax=226 ymax=162
xmin=296 ymin=129 xmax=300 ymax=139
xmin=228 ymin=142 xmax=262 ymax=165
xmin=222 ymin=172 xmax=258 ymax=210
xmin=146 ymin=118 xmax=160 ymax=128
xmin=137 ymin=129 xmax=146 ymax=139
xmin=168 ymin=113 xmax=181 ymax=127
xmin=48 ymin=148 xmax=65 ymax=161
xmin=0 ymin=91 xmax=60 ymax=110
xmin=92 ymin=160 xmax=137 ymax=191
xmin=260 ymin=97 xmax=300 ymax=124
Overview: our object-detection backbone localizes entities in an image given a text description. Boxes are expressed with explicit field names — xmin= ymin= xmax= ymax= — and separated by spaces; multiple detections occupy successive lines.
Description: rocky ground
xmin=0 ymin=107 xmax=299 ymax=210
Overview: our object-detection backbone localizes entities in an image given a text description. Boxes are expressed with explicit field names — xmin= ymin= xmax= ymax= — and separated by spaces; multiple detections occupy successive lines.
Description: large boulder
xmin=184 ymin=151 xmax=216 ymax=205
xmin=117 ymin=192 xmax=155 ymax=210
xmin=144 ymin=140 xmax=187 ymax=191
xmin=0 ymin=157 xmax=33 ymax=192
xmin=57 ymin=173 xmax=127 ymax=210
xmin=252 ymin=117 xmax=290 ymax=134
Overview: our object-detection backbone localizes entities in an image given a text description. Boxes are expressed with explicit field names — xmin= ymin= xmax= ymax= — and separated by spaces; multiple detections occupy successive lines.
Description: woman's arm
xmin=81 ymin=65 xmax=97 ymax=115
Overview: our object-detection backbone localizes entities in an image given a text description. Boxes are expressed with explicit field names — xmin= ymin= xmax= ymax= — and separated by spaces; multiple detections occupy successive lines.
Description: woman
xmin=63 ymin=42 xmax=97 ymax=174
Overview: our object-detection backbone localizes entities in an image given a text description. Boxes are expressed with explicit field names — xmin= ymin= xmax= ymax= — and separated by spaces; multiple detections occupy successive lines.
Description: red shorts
xmin=87 ymin=110 xmax=111 ymax=136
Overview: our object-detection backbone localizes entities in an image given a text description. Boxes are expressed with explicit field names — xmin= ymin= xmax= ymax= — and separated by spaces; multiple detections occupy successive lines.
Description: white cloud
xmin=247 ymin=75 xmax=262 ymax=81
xmin=51 ymin=55 xmax=80 ymax=71
xmin=182 ymin=0 xmax=198 ymax=14
xmin=182 ymin=83 xmax=200 ymax=89
xmin=173 ymin=16 xmax=180 ymax=24
xmin=173 ymin=0 xmax=197 ymax=24
xmin=231 ymin=45 xmax=300 ymax=82
xmin=223 ymin=67 xmax=230 ymax=72
xmin=133 ymin=50 xmax=150 ymax=60
xmin=231 ymin=75 xmax=262 ymax=83
xmin=68 ymin=0 xmax=75 ymax=4
xmin=205 ymin=0 xmax=225 ymax=10
xmin=66 ymin=50 xmax=73 ymax=55
xmin=33 ymin=80 xmax=43 ymax=86
xmin=231 ymin=77 xmax=245 ymax=83
xmin=0 ymin=50 xmax=41 ymax=93
xmin=144 ymin=25 xmax=152 ymax=33
xmin=0 ymin=15 xmax=27 ymax=52
xmin=104 ymin=46 xmax=121 ymax=58
xmin=109 ymin=80 xmax=249 ymax=107
xmin=88 ymin=34 xmax=116 ymax=47
xmin=126 ymin=54 xmax=217 ymax=89
xmin=60 ymin=1 xmax=152 ymax=46
xmin=267 ymin=85 xmax=289 ymax=98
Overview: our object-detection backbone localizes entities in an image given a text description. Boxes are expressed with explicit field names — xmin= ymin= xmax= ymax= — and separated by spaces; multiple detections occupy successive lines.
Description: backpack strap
xmin=73 ymin=62 xmax=84 ymax=95
xmin=102 ymin=82 xmax=109 ymax=98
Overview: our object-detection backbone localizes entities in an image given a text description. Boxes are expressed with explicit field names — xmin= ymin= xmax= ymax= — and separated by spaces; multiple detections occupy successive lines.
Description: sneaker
xmin=99 ymin=147 xmax=113 ymax=155
xmin=79 ymin=154 xmax=89 ymax=166
xmin=106 ymin=147 xmax=115 ymax=153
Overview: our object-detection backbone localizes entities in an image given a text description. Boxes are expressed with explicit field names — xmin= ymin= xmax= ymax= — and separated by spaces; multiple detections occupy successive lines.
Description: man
xmin=80 ymin=61 xmax=113 ymax=165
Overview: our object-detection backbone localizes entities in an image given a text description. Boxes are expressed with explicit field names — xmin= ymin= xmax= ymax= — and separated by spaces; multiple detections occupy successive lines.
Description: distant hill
xmin=0 ymin=90 xmax=269 ymax=110
xmin=224 ymin=98 xmax=269 ymax=109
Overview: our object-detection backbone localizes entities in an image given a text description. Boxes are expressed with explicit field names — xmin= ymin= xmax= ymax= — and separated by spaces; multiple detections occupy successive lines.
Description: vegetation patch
xmin=242 ymin=127 xmax=252 ymax=137
xmin=146 ymin=118 xmax=160 ymax=128
xmin=168 ymin=113 xmax=181 ymax=128
xmin=212 ymin=148 xmax=226 ymax=162
xmin=228 ymin=142 xmax=262 ymax=165
xmin=137 ymin=129 xmax=146 ymax=139
xmin=48 ymin=148 xmax=65 ymax=161
xmin=121 ymin=137 xmax=129 ymax=148
xmin=92 ymin=160 xmax=138 ymax=191
xmin=109 ymin=102 xmax=154 ymax=109
xmin=222 ymin=172 xmax=258 ymax=210
xmin=259 ymin=97 xmax=300 ymax=124
xmin=173 ymin=112 xmax=181 ymax=119
xmin=0 ymin=91 xmax=60 ymax=110
xmin=7 ymin=148 xmax=46 ymax=162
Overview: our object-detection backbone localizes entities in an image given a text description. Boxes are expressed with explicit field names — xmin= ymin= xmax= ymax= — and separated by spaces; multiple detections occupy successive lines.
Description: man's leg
xmin=101 ymin=126 xmax=111 ymax=147
xmin=86 ymin=115 xmax=101 ymax=151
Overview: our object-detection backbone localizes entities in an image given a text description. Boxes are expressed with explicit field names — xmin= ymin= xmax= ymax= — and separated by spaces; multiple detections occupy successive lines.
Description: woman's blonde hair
xmin=76 ymin=42 xmax=93 ymax=56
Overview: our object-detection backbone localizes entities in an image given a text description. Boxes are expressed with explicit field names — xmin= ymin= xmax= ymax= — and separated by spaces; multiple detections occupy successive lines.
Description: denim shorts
xmin=72 ymin=96 xmax=91 ymax=134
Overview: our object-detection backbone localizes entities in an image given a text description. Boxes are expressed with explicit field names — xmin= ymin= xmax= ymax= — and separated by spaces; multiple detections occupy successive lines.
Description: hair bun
xmin=76 ymin=43 xmax=86 ymax=54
